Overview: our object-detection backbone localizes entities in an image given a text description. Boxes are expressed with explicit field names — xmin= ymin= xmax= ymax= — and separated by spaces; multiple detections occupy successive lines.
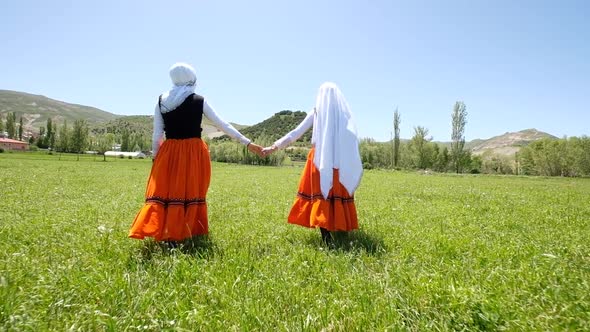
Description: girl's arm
xmin=152 ymin=104 xmax=164 ymax=158
xmin=203 ymin=100 xmax=251 ymax=145
xmin=272 ymin=111 xmax=314 ymax=150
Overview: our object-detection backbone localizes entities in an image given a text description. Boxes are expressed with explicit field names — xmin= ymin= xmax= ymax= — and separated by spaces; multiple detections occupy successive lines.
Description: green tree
xmin=519 ymin=138 xmax=566 ymax=176
xmin=18 ymin=117 xmax=23 ymax=140
xmin=435 ymin=146 xmax=450 ymax=172
xmin=518 ymin=146 xmax=535 ymax=175
xmin=121 ymin=129 xmax=130 ymax=152
xmin=578 ymin=136 xmax=590 ymax=176
xmin=6 ymin=112 xmax=16 ymax=139
xmin=57 ymin=120 xmax=70 ymax=153
xmin=467 ymin=153 xmax=482 ymax=174
xmin=359 ymin=138 xmax=377 ymax=169
xmin=480 ymin=151 xmax=513 ymax=174
xmin=0 ymin=115 xmax=4 ymax=134
xmin=538 ymin=139 xmax=562 ymax=176
xmin=96 ymin=133 xmax=115 ymax=161
xmin=36 ymin=126 xmax=47 ymax=148
xmin=450 ymin=101 xmax=468 ymax=173
xmin=71 ymin=119 xmax=89 ymax=159
xmin=130 ymin=132 xmax=148 ymax=151
xmin=410 ymin=126 xmax=432 ymax=169
xmin=45 ymin=118 xmax=55 ymax=149
xmin=393 ymin=108 xmax=401 ymax=168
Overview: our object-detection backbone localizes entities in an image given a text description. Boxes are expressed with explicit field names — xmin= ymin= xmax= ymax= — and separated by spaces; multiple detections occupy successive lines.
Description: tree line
xmin=518 ymin=137 xmax=590 ymax=177
xmin=0 ymin=112 xmax=24 ymax=141
xmin=361 ymin=102 xmax=589 ymax=177
xmin=363 ymin=101 xmax=475 ymax=172
xmin=3 ymin=105 xmax=588 ymax=176
xmin=0 ymin=114 xmax=149 ymax=158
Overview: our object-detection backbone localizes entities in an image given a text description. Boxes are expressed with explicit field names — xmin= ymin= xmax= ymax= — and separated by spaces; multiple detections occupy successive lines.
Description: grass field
xmin=1 ymin=152 xmax=589 ymax=331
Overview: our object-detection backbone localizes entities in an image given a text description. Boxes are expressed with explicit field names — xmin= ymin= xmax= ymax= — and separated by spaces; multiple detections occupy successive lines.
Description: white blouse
xmin=152 ymin=100 xmax=251 ymax=156
xmin=273 ymin=111 xmax=314 ymax=149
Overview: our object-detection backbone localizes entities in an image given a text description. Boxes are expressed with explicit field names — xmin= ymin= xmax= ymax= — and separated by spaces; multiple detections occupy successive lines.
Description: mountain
xmin=430 ymin=129 xmax=556 ymax=156
xmin=469 ymin=129 xmax=557 ymax=156
xmin=0 ymin=90 xmax=558 ymax=153
xmin=214 ymin=110 xmax=310 ymax=144
xmin=0 ymin=90 xmax=246 ymax=139
xmin=0 ymin=90 xmax=119 ymax=133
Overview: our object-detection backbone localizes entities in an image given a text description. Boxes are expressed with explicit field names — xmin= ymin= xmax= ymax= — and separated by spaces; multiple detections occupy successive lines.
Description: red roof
xmin=0 ymin=138 xmax=28 ymax=144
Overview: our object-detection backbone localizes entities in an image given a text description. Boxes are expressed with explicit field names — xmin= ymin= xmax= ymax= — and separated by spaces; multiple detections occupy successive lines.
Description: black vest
xmin=159 ymin=93 xmax=204 ymax=139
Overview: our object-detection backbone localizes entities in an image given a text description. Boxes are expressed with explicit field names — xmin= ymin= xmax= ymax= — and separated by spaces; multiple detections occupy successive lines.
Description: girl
xmin=129 ymin=63 xmax=262 ymax=243
xmin=263 ymin=82 xmax=362 ymax=243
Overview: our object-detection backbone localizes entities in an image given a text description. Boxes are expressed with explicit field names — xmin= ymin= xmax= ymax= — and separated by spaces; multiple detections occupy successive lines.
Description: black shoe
xmin=320 ymin=227 xmax=333 ymax=245
xmin=164 ymin=240 xmax=178 ymax=249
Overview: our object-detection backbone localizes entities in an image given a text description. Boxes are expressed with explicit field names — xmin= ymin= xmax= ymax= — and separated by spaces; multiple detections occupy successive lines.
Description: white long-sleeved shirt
xmin=152 ymin=100 xmax=251 ymax=156
xmin=273 ymin=111 xmax=314 ymax=149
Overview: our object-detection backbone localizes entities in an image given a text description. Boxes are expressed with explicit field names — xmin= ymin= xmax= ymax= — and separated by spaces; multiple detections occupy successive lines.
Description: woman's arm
xmin=262 ymin=111 xmax=313 ymax=156
xmin=273 ymin=111 xmax=314 ymax=149
xmin=152 ymin=104 xmax=164 ymax=158
xmin=203 ymin=100 xmax=263 ymax=156
xmin=203 ymin=100 xmax=251 ymax=145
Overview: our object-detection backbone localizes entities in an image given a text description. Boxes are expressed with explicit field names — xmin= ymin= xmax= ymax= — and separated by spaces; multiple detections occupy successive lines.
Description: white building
xmin=104 ymin=151 xmax=147 ymax=159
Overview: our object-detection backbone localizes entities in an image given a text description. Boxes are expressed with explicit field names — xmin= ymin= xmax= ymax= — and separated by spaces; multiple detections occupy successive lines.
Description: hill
xmin=214 ymin=110 xmax=311 ymax=144
xmin=470 ymin=129 xmax=557 ymax=156
xmin=428 ymin=129 xmax=556 ymax=156
xmin=0 ymin=90 xmax=558 ymax=153
xmin=0 ymin=90 xmax=247 ymax=139
xmin=0 ymin=90 xmax=118 ymax=132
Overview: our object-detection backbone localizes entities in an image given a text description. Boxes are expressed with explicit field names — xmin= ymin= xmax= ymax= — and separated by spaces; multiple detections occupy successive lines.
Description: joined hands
xmin=246 ymin=143 xmax=278 ymax=158
xmin=261 ymin=145 xmax=278 ymax=157
xmin=247 ymin=143 xmax=264 ymax=158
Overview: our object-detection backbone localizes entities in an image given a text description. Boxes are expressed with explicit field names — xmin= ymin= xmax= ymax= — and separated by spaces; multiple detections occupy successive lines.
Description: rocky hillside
xmin=0 ymin=90 xmax=246 ymax=139
xmin=0 ymin=90 xmax=118 ymax=133
xmin=470 ymin=129 xmax=557 ymax=156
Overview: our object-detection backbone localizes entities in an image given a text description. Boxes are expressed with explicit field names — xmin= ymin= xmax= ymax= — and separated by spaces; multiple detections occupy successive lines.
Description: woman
xmin=129 ymin=62 xmax=262 ymax=243
xmin=263 ymin=82 xmax=363 ymax=243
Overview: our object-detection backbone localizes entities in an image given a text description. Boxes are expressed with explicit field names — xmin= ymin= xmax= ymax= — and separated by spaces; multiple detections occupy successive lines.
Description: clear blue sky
xmin=1 ymin=0 xmax=588 ymax=141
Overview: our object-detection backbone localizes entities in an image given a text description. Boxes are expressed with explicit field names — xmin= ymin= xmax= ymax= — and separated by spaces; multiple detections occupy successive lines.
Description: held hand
xmin=262 ymin=145 xmax=278 ymax=157
xmin=247 ymin=143 xmax=264 ymax=158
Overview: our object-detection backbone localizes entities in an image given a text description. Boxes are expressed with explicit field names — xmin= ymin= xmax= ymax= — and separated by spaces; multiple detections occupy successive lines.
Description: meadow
xmin=1 ymin=152 xmax=589 ymax=331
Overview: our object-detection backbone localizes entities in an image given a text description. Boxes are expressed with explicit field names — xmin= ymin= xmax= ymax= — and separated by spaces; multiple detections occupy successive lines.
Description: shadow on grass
xmin=304 ymin=228 xmax=388 ymax=256
xmin=137 ymin=235 xmax=218 ymax=262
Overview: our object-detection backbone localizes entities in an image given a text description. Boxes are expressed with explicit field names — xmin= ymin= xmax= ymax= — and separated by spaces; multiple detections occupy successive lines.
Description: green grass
xmin=1 ymin=152 xmax=589 ymax=331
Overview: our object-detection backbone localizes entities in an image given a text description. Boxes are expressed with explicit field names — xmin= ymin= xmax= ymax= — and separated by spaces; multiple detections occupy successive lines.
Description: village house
xmin=0 ymin=137 xmax=29 ymax=151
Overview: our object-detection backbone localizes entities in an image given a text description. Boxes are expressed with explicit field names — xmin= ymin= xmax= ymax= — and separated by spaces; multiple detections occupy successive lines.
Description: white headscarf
xmin=312 ymin=82 xmax=363 ymax=199
xmin=159 ymin=62 xmax=197 ymax=113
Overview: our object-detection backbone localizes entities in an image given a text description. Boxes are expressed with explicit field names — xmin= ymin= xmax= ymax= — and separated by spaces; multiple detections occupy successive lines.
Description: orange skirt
xmin=288 ymin=148 xmax=358 ymax=232
xmin=129 ymin=138 xmax=211 ymax=241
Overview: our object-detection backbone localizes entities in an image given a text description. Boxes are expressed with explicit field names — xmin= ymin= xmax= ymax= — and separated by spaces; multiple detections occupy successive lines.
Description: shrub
xmin=363 ymin=162 xmax=374 ymax=170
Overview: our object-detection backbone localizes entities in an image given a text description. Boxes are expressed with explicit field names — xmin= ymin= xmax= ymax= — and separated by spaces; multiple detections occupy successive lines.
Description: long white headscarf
xmin=312 ymin=82 xmax=363 ymax=199
xmin=159 ymin=62 xmax=197 ymax=113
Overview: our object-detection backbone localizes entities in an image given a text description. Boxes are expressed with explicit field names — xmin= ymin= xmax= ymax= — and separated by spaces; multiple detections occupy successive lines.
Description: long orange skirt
xmin=129 ymin=138 xmax=211 ymax=241
xmin=288 ymin=148 xmax=358 ymax=232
